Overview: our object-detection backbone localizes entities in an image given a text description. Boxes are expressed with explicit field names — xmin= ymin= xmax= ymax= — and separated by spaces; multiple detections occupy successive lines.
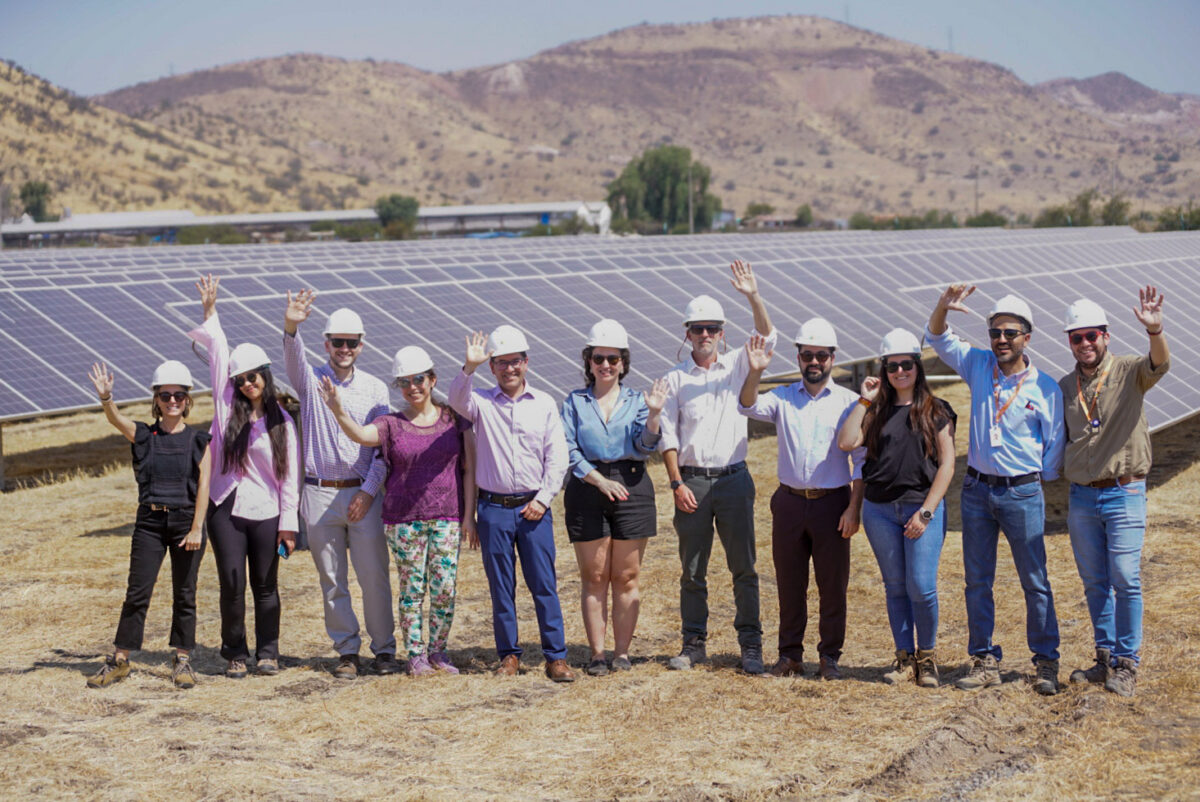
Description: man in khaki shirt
xmin=1058 ymin=286 xmax=1169 ymax=698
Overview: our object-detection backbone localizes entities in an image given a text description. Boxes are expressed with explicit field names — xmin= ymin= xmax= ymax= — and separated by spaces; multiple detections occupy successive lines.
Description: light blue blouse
xmin=561 ymin=385 xmax=662 ymax=479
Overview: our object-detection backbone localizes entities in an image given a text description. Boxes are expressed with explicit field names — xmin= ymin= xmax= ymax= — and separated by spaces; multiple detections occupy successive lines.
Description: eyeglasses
xmin=988 ymin=327 xmax=1027 ymax=341
xmin=590 ymin=354 xmax=622 ymax=366
xmin=157 ymin=391 xmax=189 ymax=403
xmin=689 ymin=325 xmax=723 ymax=336
xmin=233 ymin=371 xmax=262 ymax=388
xmin=799 ymin=350 xmax=833 ymax=363
xmin=1070 ymin=330 xmax=1103 ymax=345
xmin=492 ymin=356 xmax=527 ymax=370
xmin=396 ymin=373 xmax=428 ymax=389
xmin=884 ymin=359 xmax=916 ymax=373
xmin=328 ymin=338 xmax=361 ymax=349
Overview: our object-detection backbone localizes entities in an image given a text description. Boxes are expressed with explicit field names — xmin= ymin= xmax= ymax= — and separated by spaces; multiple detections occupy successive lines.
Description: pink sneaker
xmin=429 ymin=652 xmax=459 ymax=675
xmin=408 ymin=654 xmax=435 ymax=677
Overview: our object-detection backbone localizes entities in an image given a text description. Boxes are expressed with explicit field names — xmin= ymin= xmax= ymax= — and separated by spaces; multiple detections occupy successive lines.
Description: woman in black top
xmin=85 ymin=360 xmax=212 ymax=689
xmin=838 ymin=329 xmax=955 ymax=688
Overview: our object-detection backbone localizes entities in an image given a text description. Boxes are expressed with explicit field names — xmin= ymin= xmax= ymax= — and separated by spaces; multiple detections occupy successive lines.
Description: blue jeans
xmin=861 ymin=499 xmax=946 ymax=652
xmin=1068 ymin=481 xmax=1146 ymax=663
xmin=960 ymin=475 xmax=1059 ymax=663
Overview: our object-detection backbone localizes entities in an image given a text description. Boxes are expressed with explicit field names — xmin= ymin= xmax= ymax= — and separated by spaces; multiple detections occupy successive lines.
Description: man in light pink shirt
xmin=448 ymin=325 xmax=573 ymax=682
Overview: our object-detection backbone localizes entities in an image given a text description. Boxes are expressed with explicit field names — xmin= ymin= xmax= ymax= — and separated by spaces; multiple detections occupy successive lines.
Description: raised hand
xmin=196 ymin=273 xmax=220 ymax=318
xmin=937 ymin=283 xmax=976 ymax=314
xmin=644 ymin=377 xmax=669 ymax=414
xmin=729 ymin=259 xmax=759 ymax=296
xmin=746 ymin=333 xmax=774 ymax=372
xmin=317 ymin=375 xmax=341 ymax=410
xmin=285 ymin=289 xmax=317 ymax=328
xmin=88 ymin=362 xmax=114 ymax=399
xmin=464 ymin=331 xmax=492 ymax=370
xmin=860 ymin=375 xmax=881 ymax=402
xmin=1133 ymin=285 xmax=1164 ymax=332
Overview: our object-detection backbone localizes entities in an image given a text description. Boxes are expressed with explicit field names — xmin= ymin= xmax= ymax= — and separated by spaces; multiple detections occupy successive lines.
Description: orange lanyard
xmin=1076 ymin=363 xmax=1111 ymax=426
xmin=991 ymin=366 xmax=1029 ymax=426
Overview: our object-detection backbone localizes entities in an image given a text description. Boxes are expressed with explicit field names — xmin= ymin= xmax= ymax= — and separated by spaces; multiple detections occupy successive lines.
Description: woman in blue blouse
xmin=562 ymin=320 xmax=668 ymax=676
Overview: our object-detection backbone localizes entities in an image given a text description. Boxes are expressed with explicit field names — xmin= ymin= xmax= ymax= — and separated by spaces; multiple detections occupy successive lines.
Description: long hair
xmin=223 ymin=366 xmax=290 ymax=480
xmin=862 ymin=358 xmax=951 ymax=462
xmin=582 ymin=346 xmax=631 ymax=387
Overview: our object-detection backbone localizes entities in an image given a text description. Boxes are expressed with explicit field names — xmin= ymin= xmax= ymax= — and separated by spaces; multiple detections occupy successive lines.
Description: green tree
xmin=1156 ymin=203 xmax=1200 ymax=231
xmin=374 ymin=194 xmax=419 ymax=239
xmin=19 ymin=180 xmax=51 ymax=222
xmin=1069 ymin=188 xmax=1097 ymax=226
xmin=1100 ymin=194 xmax=1131 ymax=226
xmin=606 ymin=145 xmax=720 ymax=231
xmin=794 ymin=204 xmax=813 ymax=227
xmin=744 ymin=201 xmax=775 ymax=218
xmin=1033 ymin=205 xmax=1070 ymax=228
xmin=965 ymin=210 xmax=1007 ymax=227
xmin=848 ymin=211 xmax=876 ymax=230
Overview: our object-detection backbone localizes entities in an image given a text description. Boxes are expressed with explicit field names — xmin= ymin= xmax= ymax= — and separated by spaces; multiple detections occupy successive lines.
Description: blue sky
xmin=3 ymin=0 xmax=1199 ymax=96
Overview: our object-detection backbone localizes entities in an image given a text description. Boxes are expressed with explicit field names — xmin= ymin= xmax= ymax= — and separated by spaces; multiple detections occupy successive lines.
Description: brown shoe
xmin=818 ymin=655 xmax=843 ymax=681
xmin=495 ymin=654 xmax=521 ymax=676
xmin=545 ymin=659 xmax=575 ymax=683
xmin=768 ymin=656 xmax=804 ymax=677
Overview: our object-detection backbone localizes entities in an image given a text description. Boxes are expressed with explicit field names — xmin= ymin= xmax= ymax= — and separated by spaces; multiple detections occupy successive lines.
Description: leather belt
xmin=594 ymin=460 xmax=642 ymax=475
xmin=680 ymin=461 xmax=746 ymax=478
xmin=479 ymin=489 xmax=537 ymax=508
xmin=967 ymin=466 xmax=1040 ymax=487
xmin=143 ymin=503 xmax=186 ymax=512
xmin=305 ymin=477 xmax=362 ymax=488
xmin=1086 ymin=474 xmax=1145 ymax=489
xmin=782 ymin=484 xmax=842 ymax=499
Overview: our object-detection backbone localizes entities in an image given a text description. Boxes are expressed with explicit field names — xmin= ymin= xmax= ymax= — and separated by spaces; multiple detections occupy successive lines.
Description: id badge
xmin=990 ymin=424 xmax=1003 ymax=447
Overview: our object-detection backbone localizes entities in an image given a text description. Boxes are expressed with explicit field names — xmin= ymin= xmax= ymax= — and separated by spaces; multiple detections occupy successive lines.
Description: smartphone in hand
xmin=277 ymin=543 xmax=290 ymax=560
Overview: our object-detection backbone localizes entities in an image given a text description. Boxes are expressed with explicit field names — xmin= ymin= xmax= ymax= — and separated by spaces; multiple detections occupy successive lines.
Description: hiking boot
xmin=883 ymin=649 xmax=915 ymax=685
xmin=171 ymin=654 xmax=197 ymax=689
xmin=1070 ymin=648 xmax=1112 ymax=685
xmin=915 ymin=649 xmax=939 ymax=688
xmin=668 ymin=637 xmax=707 ymax=670
xmin=408 ymin=654 xmax=435 ymax=677
xmin=332 ymin=654 xmax=359 ymax=680
xmin=87 ymin=654 xmax=131 ymax=689
xmin=955 ymin=655 xmax=1001 ymax=690
xmin=372 ymin=652 xmax=401 ymax=675
xmin=429 ymin=652 xmax=460 ymax=675
xmin=586 ymin=658 xmax=609 ymax=677
xmin=768 ymin=656 xmax=804 ymax=677
xmin=1033 ymin=659 xmax=1060 ymax=696
xmin=740 ymin=645 xmax=766 ymax=675
xmin=818 ymin=655 xmax=843 ymax=681
xmin=225 ymin=659 xmax=248 ymax=679
xmin=1105 ymin=657 xmax=1137 ymax=697
xmin=255 ymin=658 xmax=279 ymax=677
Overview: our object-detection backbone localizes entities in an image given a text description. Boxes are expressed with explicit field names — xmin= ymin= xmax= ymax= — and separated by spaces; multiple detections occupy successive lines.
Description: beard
xmin=803 ymin=364 xmax=831 ymax=386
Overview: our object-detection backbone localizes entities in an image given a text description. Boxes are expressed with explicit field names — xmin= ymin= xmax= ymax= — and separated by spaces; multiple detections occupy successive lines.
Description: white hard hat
xmin=228 ymin=343 xmax=271 ymax=378
xmin=794 ymin=317 xmax=838 ymax=349
xmin=150 ymin=360 xmax=194 ymax=389
xmin=323 ymin=308 xmax=365 ymax=336
xmin=392 ymin=346 xmax=434 ymax=377
xmin=989 ymin=294 xmax=1034 ymax=331
xmin=586 ymin=319 xmax=630 ymax=349
xmin=487 ymin=324 xmax=530 ymax=355
xmin=682 ymin=295 xmax=726 ymax=326
xmin=879 ymin=328 xmax=923 ymax=358
xmin=1062 ymin=299 xmax=1109 ymax=332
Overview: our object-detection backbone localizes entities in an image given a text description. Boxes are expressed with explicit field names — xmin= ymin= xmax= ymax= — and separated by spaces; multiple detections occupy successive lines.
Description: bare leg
xmin=573 ymin=538 xmax=613 ymax=660
xmin=610 ymin=539 xmax=648 ymax=660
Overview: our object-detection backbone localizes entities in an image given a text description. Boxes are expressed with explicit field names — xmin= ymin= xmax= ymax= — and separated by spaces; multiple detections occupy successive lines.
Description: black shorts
xmin=564 ymin=460 xmax=657 ymax=543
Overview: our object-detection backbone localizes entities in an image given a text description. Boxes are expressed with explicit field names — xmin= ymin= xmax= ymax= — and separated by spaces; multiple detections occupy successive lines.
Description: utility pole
xmin=688 ymin=161 xmax=694 ymax=235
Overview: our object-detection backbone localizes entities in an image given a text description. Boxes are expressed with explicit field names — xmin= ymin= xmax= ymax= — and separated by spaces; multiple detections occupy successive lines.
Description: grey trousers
xmin=302 ymin=485 xmax=396 ymax=657
xmin=673 ymin=468 xmax=761 ymax=648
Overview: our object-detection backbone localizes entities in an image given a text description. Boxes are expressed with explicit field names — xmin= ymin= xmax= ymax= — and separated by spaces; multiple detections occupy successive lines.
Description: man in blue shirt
xmin=926 ymin=285 xmax=1066 ymax=696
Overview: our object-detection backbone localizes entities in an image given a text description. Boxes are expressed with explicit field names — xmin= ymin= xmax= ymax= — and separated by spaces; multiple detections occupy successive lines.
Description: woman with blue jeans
xmin=839 ymin=329 xmax=956 ymax=687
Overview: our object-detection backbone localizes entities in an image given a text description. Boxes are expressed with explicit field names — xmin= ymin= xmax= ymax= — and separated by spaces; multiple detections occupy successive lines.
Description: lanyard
xmin=991 ymin=366 xmax=1029 ymax=426
xmin=1075 ymin=363 xmax=1111 ymax=426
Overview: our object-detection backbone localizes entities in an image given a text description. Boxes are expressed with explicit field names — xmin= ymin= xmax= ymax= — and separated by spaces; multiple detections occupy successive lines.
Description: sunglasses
xmin=988 ymin=327 xmax=1027 ymax=341
xmin=328 ymin=338 xmax=361 ymax=349
xmin=884 ymin=359 xmax=916 ymax=374
xmin=492 ymin=357 xmax=527 ymax=370
xmin=396 ymin=373 xmax=429 ymax=389
xmin=233 ymin=371 xmax=262 ymax=388
xmin=591 ymin=354 xmax=622 ymax=366
xmin=799 ymin=350 xmax=833 ymax=363
xmin=157 ymin=391 xmax=189 ymax=403
xmin=689 ymin=325 xmax=723 ymax=336
xmin=1070 ymin=330 xmax=1103 ymax=345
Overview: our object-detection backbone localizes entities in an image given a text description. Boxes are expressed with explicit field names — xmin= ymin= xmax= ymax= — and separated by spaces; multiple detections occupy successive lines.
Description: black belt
xmin=479 ymin=489 xmax=538 ymax=508
xmin=593 ymin=460 xmax=642 ymax=475
xmin=680 ymin=461 xmax=746 ymax=478
xmin=967 ymin=466 xmax=1040 ymax=487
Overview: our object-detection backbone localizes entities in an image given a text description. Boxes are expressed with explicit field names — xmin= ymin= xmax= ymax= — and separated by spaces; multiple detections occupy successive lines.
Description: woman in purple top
xmin=321 ymin=345 xmax=476 ymax=676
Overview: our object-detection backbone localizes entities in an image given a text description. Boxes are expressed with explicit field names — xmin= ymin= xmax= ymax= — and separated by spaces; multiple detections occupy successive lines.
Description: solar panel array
xmin=0 ymin=226 xmax=1196 ymax=433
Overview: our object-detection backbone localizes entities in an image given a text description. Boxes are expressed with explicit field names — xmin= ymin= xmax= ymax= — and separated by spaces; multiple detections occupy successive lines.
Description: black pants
xmin=114 ymin=507 xmax=206 ymax=651
xmin=207 ymin=491 xmax=281 ymax=661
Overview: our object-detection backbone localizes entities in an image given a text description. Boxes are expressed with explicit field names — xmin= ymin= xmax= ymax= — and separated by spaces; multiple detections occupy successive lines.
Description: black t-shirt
xmin=862 ymin=399 xmax=956 ymax=504
xmin=131 ymin=421 xmax=211 ymax=508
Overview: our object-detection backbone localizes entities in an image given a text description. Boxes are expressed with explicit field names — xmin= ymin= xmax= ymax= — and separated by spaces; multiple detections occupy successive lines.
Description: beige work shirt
xmin=1059 ymin=352 xmax=1170 ymax=485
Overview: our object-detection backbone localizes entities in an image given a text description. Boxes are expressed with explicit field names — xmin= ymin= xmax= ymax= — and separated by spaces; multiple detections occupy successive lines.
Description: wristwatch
xmin=919 ymin=508 xmax=933 ymax=522
xmin=670 ymin=480 xmax=684 ymax=491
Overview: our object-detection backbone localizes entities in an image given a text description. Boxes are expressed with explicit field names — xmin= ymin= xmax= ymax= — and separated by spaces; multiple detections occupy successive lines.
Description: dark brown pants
xmin=770 ymin=484 xmax=851 ymax=662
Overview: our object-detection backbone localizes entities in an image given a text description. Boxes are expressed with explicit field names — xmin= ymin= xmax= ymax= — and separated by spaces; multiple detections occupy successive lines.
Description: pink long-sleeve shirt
xmin=189 ymin=313 xmax=300 ymax=531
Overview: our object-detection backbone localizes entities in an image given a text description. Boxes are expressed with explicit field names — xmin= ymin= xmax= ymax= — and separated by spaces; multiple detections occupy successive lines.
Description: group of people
xmin=85 ymin=262 xmax=1169 ymax=699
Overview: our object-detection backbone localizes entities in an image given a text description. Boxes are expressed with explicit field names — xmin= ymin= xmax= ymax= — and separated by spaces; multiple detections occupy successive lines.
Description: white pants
xmin=302 ymin=485 xmax=396 ymax=657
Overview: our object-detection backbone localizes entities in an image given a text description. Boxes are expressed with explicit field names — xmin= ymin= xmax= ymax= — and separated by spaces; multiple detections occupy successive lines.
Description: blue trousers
xmin=861 ymin=499 xmax=946 ymax=652
xmin=477 ymin=500 xmax=567 ymax=661
xmin=1068 ymin=481 xmax=1146 ymax=663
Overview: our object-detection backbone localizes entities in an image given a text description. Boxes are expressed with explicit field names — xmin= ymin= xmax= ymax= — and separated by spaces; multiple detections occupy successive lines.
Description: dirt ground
xmin=1 ymin=383 xmax=1198 ymax=800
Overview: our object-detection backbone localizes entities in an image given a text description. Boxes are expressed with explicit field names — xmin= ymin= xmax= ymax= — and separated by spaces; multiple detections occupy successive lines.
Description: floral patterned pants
xmin=384 ymin=519 xmax=461 ymax=658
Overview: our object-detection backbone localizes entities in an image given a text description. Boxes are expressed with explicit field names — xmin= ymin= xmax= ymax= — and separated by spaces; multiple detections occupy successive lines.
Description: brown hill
xmin=1036 ymin=72 xmax=1200 ymax=139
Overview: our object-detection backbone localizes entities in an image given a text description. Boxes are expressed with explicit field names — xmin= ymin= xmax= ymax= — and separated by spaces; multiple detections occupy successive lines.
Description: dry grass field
xmin=1 ymin=382 xmax=1198 ymax=800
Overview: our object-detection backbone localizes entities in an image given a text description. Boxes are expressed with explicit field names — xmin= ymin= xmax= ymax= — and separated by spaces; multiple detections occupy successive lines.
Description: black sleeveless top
xmin=862 ymin=399 xmax=956 ymax=504
xmin=131 ymin=421 xmax=211 ymax=508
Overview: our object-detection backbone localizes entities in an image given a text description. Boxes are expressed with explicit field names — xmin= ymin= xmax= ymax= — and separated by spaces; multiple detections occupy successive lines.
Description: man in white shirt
xmin=660 ymin=261 xmax=775 ymax=674
xmin=739 ymin=319 xmax=865 ymax=680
